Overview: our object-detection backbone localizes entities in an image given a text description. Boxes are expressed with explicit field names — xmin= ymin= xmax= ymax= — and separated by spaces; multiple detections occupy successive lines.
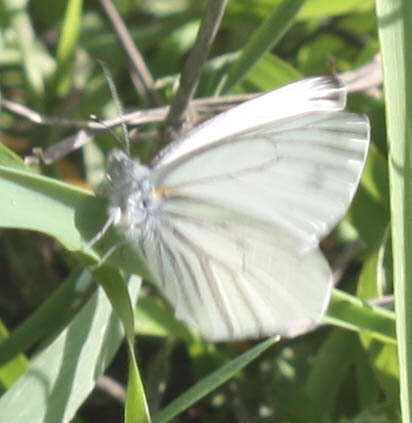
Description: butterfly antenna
xmin=98 ymin=60 xmax=130 ymax=155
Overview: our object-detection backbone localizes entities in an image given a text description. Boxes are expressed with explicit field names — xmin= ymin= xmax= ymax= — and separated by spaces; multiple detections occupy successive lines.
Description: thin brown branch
xmin=368 ymin=294 xmax=394 ymax=309
xmin=16 ymin=96 xmax=255 ymax=165
xmin=99 ymin=0 xmax=161 ymax=106
xmin=25 ymin=130 xmax=94 ymax=165
xmin=5 ymin=55 xmax=381 ymax=165
xmin=96 ymin=375 xmax=126 ymax=404
xmin=339 ymin=53 xmax=382 ymax=98
xmin=164 ymin=0 xmax=228 ymax=141
xmin=2 ymin=95 xmax=255 ymax=130
xmin=1 ymin=98 xmax=95 ymax=129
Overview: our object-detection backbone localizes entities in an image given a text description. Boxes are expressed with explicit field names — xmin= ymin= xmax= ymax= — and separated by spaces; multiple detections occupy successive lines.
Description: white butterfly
xmin=101 ymin=76 xmax=370 ymax=341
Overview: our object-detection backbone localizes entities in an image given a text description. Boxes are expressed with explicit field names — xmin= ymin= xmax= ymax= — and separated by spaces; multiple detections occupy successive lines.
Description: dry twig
xmin=96 ymin=375 xmax=126 ymax=404
xmin=0 ymin=54 xmax=382 ymax=165
xmin=339 ymin=53 xmax=382 ymax=98
xmin=164 ymin=0 xmax=229 ymax=141
xmin=99 ymin=0 xmax=161 ymax=106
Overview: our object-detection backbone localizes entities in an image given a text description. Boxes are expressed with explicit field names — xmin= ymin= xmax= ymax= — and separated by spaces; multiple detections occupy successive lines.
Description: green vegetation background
xmin=0 ymin=1 xmax=405 ymax=422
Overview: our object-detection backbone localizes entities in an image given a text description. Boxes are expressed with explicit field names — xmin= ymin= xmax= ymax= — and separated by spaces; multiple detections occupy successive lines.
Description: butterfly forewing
xmin=152 ymin=76 xmax=347 ymax=167
xmin=150 ymin=110 xmax=369 ymax=251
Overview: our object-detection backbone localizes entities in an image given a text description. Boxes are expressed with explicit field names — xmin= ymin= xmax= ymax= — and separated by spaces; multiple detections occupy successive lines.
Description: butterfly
xmin=100 ymin=76 xmax=370 ymax=341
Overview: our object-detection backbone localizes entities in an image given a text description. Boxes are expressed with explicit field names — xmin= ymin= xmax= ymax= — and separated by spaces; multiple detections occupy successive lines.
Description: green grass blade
xmin=305 ymin=330 xmax=368 ymax=414
xmin=375 ymin=0 xmax=412 ymax=420
xmin=152 ymin=337 xmax=279 ymax=423
xmin=125 ymin=347 xmax=151 ymax=423
xmin=94 ymin=269 xmax=150 ymax=423
xmin=54 ymin=0 xmax=83 ymax=97
xmin=298 ymin=0 xmax=373 ymax=18
xmin=2 ymin=0 xmax=46 ymax=99
xmin=0 ymin=142 xmax=30 ymax=170
xmin=0 ymin=321 xmax=28 ymax=390
xmin=325 ymin=289 xmax=396 ymax=345
xmin=219 ymin=0 xmax=306 ymax=94
xmin=357 ymin=240 xmax=399 ymax=404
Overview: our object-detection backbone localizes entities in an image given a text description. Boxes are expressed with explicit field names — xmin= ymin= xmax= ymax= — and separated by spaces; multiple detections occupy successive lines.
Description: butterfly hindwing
xmin=138 ymin=204 xmax=332 ymax=341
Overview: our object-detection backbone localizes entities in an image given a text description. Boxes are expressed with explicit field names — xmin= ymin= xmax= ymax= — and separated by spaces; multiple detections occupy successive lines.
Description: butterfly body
xmin=105 ymin=149 xmax=157 ymax=239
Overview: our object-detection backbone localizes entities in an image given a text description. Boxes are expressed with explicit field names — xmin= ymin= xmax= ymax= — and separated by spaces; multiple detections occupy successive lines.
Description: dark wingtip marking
xmin=307 ymin=76 xmax=346 ymax=104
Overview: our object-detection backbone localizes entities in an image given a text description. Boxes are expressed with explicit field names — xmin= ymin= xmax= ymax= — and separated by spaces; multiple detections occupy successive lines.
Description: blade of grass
xmin=219 ymin=0 xmax=306 ymax=94
xmin=325 ymin=289 xmax=396 ymax=345
xmin=54 ymin=0 xmax=84 ymax=97
xmin=0 ymin=142 xmax=30 ymax=171
xmin=125 ymin=347 xmax=151 ymax=423
xmin=305 ymin=330 xmax=365 ymax=414
xmin=2 ymin=0 xmax=46 ymax=100
xmin=0 ymin=321 xmax=28 ymax=390
xmin=152 ymin=336 xmax=279 ymax=423
xmin=375 ymin=0 xmax=412 ymax=420
xmin=94 ymin=268 xmax=150 ymax=423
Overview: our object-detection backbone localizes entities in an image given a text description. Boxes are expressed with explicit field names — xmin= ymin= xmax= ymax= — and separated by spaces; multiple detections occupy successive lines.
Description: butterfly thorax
xmin=104 ymin=149 xmax=159 ymax=239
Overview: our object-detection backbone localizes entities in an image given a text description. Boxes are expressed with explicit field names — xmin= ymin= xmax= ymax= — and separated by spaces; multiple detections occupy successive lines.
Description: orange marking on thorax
xmin=154 ymin=187 xmax=170 ymax=197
